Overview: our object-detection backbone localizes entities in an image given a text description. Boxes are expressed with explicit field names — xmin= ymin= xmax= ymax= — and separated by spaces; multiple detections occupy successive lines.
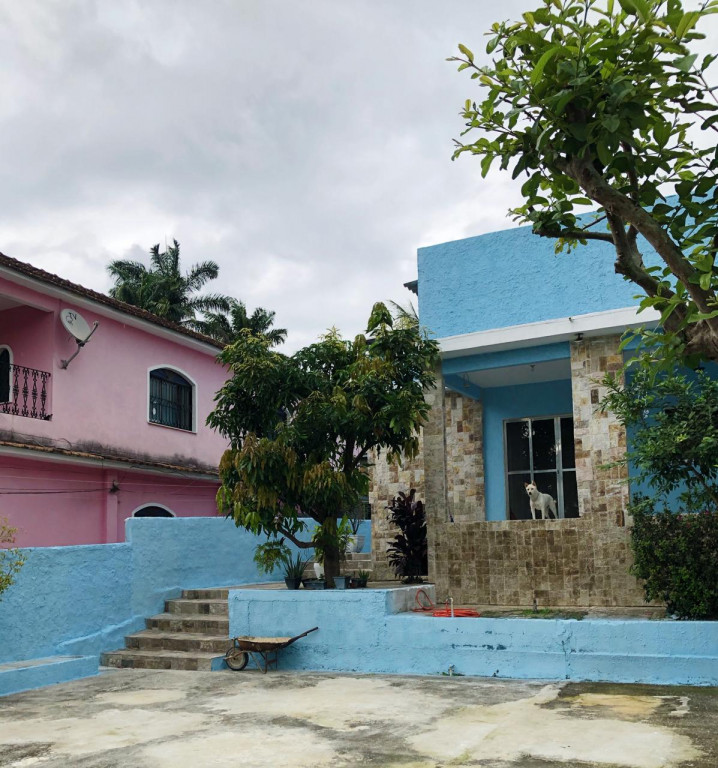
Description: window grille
xmin=149 ymin=368 xmax=193 ymax=431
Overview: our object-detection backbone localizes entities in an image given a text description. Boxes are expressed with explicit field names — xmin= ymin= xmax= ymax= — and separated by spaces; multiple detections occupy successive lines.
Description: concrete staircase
xmin=101 ymin=588 xmax=231 ymax=671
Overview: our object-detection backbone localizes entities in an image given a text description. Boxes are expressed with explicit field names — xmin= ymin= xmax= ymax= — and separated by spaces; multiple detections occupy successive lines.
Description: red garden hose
xmin=412 ymin=588 xmax=481 ymax=618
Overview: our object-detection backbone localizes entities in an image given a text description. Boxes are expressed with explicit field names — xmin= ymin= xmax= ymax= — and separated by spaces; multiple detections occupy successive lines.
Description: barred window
xmin=149 ymin=368 xmax=193 ymax=431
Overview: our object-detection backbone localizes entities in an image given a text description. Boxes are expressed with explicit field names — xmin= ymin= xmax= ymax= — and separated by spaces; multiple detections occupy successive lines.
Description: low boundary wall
xmin=1 ymin=517 xmax=370 ymax=696
xmin=228 ymin=586 xmax=718 ymax=686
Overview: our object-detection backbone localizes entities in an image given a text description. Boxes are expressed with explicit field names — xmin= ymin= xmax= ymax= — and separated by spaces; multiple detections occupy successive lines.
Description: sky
xmin=0 ymin=1 xmax=712 ymax=352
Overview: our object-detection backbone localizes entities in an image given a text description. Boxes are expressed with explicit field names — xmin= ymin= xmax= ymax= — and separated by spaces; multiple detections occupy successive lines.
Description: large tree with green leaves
xmin=108 ymin=240 xmax=230 ymax=326
xmin=207 ymin=302 xmax=440 ymax=586
xmin=189 ymin=299 xmax=287 ymax=347
xmin=449 ymin=0 xmax=718 ymax=364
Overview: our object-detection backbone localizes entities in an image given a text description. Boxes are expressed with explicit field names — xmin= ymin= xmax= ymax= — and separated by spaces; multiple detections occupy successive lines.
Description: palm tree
xmin=108 ymin=240 xmax=231 ymax=326
xmin=388 ymin=300 xmax=419 ymax=330
xmin=190 ymin=299 xmax=287 ymax=347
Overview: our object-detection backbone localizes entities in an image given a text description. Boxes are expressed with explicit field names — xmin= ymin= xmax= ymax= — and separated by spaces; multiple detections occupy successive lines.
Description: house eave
xmin=438 ymin=306 xmax=661 ymax=359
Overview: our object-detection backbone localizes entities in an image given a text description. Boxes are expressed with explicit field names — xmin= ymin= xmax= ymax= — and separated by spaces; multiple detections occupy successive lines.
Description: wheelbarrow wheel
xmin=225 ymin=648 xmax=249 ymax=671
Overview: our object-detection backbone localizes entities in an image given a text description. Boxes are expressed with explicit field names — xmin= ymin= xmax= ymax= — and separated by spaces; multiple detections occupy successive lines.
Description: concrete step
xmin=145 ymin=613 xmax=229 ymax=634
xmin=165 ymin=598 xmax=228 ymax=616
xmin=125 ymin=630 xmax=230 ymax=654
xmin=0 ymin=655 xmax=98 ymax=697
xmin=182 ymin=583 xmax=282 ymax=600
xmin=101 ymin=648 xmax=226 ymax=671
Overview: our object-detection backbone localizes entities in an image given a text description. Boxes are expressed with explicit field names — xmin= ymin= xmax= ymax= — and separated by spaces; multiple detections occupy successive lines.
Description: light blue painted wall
xmin=417 ymin=223 xmax=655 ymax=339
xmin=1 ymin=516 xmax=372 ymax=694
xmin=228 ymin=586 xmax=718 ymax=685
xmin=482 ymin=380 xmax=574 ymax=520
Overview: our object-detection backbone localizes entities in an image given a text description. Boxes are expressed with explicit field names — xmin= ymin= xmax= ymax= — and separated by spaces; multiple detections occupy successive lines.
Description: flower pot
xmin=284 ymin=577 xmax=301 ymax=590
xmin=333 ymin=575 xmax=349 ymax=589
xmin=313 ymin=562 xmax=324 ymax=579
xmin=302 ymin=579 xmax=326 ymax=590
xmin=345 ymin=534 xmax=366 ymax=554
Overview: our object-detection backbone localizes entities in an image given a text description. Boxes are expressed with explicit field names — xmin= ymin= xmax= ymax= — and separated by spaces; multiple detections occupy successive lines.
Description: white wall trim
xmin=131 ymin=502 xmax=176 ymax=517
xmin=147 ymin=364 xmax=198 ymax=433
xmin=438 ymin=306 xmax=661 ymax=359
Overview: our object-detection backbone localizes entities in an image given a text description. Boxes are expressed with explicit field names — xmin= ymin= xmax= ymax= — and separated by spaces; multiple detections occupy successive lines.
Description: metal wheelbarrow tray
xmin=225 ymin=626 xmax=319 ymax=673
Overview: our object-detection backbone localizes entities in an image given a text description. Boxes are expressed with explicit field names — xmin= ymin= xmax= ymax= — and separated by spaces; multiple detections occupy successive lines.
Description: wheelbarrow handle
xmin=298 ymin=626 xmax=319 ymax=639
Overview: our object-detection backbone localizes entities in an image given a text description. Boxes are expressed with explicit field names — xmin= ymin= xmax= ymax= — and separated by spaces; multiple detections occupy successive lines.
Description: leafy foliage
xmin=189 ymin=299 xmax=287 ymax=347
xmin=603 ymin=367 xmax=718 ymax=509
xmin=208 ymin=302 xmax=440 ymax=586
xmin=603 ymin=367 xmax=718 ymax=617
xmin=630 ymin=499 xmax=718 ymax=618
xmin=450 ymin=0 xmax=718 ymax=365
xmin=0 ymin=518 xmax=25 ymax=600
xmin=386 ymin=489 xmax=428 ymax=583
xmin=108 ymin=240 xmax=230 ymax=327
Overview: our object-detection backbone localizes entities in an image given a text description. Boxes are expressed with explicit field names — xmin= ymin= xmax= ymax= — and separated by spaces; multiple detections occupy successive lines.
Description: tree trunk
xmin=320 ymin=517 xmax=340 ymax=589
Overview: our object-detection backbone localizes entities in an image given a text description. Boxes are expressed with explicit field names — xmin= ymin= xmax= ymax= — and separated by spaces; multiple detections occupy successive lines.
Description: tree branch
xmin=276 ymin=525 xmax=313 ymax=549
xmin=534 ymin=227 xmax=615 ymax=243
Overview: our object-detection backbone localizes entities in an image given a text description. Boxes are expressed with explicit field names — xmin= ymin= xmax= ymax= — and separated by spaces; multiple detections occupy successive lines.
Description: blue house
xmin=370 ymin=223 xmax=661 ymax=608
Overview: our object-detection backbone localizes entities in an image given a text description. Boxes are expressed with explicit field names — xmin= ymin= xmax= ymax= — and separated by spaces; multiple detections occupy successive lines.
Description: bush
xmin=386 ymin=489 xmax=427 ymax=583
xmin=630 ymin=499 xmax=718 ymax=619
xmin=1 ymin=518 xmax=25 ymax=600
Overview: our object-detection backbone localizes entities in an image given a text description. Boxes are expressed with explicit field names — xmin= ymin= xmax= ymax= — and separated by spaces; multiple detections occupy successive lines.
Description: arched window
xmin=133 ymin=504 xmax=175 ymax=518
xmin=0 ymin=346 xmax=12 ymax=404
xmin=149 ymin=367 xmax=194 ymax=431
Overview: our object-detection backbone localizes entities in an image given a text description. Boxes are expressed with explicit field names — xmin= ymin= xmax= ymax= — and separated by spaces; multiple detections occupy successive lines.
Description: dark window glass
xmin=134 ymin=505 xmax=174 ymax=518
xmin=149 ymin=369 xmax=193 ymax=431
xmin=506 ymin=420 xmax=530 ymax=472
xmin=507 ymin=473 xmax=533 ymax=520
xmin=562 ymin=472 xmax=579 ymax=518
xmin=561 ymin=417 xmax=575 ymax=469
xmin=0 ymin=349 xmax=10 ymax=403
xmin=532 ymin=419 xmax=557 ymax=471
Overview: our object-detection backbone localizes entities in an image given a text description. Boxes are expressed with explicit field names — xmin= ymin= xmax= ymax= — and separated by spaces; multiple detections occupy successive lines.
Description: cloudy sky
xmin=0 ymin=1 xmax=710 ymax=351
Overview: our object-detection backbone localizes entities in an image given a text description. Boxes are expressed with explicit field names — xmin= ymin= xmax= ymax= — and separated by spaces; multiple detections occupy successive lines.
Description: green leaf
xmin=458 ymin=43 xmax=474 ymax=62
xmin=530 ymin=46 xmax=562 ymax=86
xmin=673 ymin=53 xmax=698 ymax=72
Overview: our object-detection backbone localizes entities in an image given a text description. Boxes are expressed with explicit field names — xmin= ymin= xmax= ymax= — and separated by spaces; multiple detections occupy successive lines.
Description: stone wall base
xmin=431 ymin=514 xmax=648 ymax=608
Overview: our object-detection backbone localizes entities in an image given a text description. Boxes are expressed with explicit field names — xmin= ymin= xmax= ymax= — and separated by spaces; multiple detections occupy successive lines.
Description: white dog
xmin=524 ymin=482 xmax=557 ymax=520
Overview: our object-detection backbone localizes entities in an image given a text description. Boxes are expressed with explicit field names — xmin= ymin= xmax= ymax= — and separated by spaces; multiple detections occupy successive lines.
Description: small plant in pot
xmin=281 ymin=551 xmax=308 ymax=590
xmin=386 ymin=489 xmax=427 ymax=583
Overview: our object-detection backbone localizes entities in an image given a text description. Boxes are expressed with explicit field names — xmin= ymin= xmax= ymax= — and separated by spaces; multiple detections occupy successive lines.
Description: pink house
xmin=0 ymin=253 xmax=229 ymax=547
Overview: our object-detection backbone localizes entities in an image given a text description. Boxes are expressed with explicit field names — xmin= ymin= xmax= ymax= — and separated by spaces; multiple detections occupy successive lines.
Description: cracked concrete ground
xmin=0 ymin=669 xmax=716 ymax=767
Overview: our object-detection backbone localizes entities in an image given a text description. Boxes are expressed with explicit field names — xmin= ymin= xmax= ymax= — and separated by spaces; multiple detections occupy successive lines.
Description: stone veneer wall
xmin=423 ymin=338 xmax=648 ymax=608
xmin=368 ymin=386 xmax=485 ymax=581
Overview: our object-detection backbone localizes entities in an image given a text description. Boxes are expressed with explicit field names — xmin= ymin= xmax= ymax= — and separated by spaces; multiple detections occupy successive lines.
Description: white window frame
xmin=503 ymin=414 xmax=577 ymax=520
xmin=131 ymin=502 xmax=176 ymax=517
xmin=147 ymin=365 xmax=197 ymax=433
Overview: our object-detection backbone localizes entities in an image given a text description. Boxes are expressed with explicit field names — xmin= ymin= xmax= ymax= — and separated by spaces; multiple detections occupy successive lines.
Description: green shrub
xmin=0 ymin=518 xmax=25 ymax=600
xmin=630 ymin=499 xmax=718 ymax=619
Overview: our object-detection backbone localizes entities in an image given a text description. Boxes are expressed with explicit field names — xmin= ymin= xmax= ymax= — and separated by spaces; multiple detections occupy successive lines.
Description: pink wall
xmin=0 ymin=274 xmax=229 ymax=470
xmin=1 ymin=455 xmax=219 ymax=547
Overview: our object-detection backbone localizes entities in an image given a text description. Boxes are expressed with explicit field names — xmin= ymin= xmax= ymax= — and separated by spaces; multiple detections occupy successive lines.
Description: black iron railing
xmin=0 ymin=364 xmax=52 ymax=420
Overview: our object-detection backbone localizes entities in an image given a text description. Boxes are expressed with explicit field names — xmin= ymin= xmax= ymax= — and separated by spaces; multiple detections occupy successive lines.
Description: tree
xmin=108 ymin=240 xmax=230 ymax=326
xmin=189 ymin=299 xmax=287 ymax=347
xmin=449 ymin=0 xmax=718 ymax=365
xmin=207 ymin=302 xmax=440 ymax=586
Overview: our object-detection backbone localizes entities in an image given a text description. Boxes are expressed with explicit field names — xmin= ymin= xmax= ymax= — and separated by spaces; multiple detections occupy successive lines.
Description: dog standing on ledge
xmin=524 ymin=481 xmax=557 ymax=520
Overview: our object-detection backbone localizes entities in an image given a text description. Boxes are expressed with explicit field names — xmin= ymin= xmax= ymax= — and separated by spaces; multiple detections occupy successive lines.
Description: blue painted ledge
xmin=228 ymin=586 xmax=718 ymax=686
xmin=0 ymin=656 xmax=98 ymax=697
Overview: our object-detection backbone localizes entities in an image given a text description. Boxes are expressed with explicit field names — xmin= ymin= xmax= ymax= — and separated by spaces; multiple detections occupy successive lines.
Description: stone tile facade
xmin=369 ymin=384 xmax=485 ymax=581
xmin=373 ymin=337 xmax=650 ymax=608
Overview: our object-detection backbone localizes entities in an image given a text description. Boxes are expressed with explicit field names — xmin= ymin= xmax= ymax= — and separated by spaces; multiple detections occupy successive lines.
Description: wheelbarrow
xmin=224 ymin=626 xmax=319 ymax=673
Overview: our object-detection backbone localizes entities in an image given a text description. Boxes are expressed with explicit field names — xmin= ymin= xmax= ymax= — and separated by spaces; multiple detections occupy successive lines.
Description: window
xmin=505 ymin=415 xmax=578 ymax=520
xmin=149 ymin=368 xmax=193 ymax=431
xmin=0 ymin=347 xmax=11 ymax=403
xmin=133 ymin=504 xmax=175 ymax=518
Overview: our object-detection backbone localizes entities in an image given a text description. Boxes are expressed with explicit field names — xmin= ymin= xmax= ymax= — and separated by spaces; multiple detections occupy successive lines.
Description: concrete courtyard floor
xmin=0 ymin=669 xmax=716 ymax=768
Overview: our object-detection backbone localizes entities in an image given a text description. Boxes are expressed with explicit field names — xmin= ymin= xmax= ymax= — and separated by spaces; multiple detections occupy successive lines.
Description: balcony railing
xmin=0 ymin=364 xmax=52 ymax=420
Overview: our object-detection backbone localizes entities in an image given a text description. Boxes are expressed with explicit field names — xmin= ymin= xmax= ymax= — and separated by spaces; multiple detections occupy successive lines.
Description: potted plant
xmin=354 ymin=570 xmax=370 ymax=588
xmin=343 ymin=500 xmax=369 ymax=554
xmin=281 ymin=551 xmax=308 ymax=590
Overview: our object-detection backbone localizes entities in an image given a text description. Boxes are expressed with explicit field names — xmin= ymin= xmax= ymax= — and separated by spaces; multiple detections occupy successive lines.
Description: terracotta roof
xmin=0 ymin=252 xmax=224 ymax=350
xmin=0 ymin=438 xmax=220 ymax=478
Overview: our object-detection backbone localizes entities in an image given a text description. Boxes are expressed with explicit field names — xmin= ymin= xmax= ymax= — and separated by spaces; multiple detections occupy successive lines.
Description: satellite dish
xmin=60 ymin=308 xmax=93 ymax=342
xmin=60 ymin=308 xmax=99 ymax=369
